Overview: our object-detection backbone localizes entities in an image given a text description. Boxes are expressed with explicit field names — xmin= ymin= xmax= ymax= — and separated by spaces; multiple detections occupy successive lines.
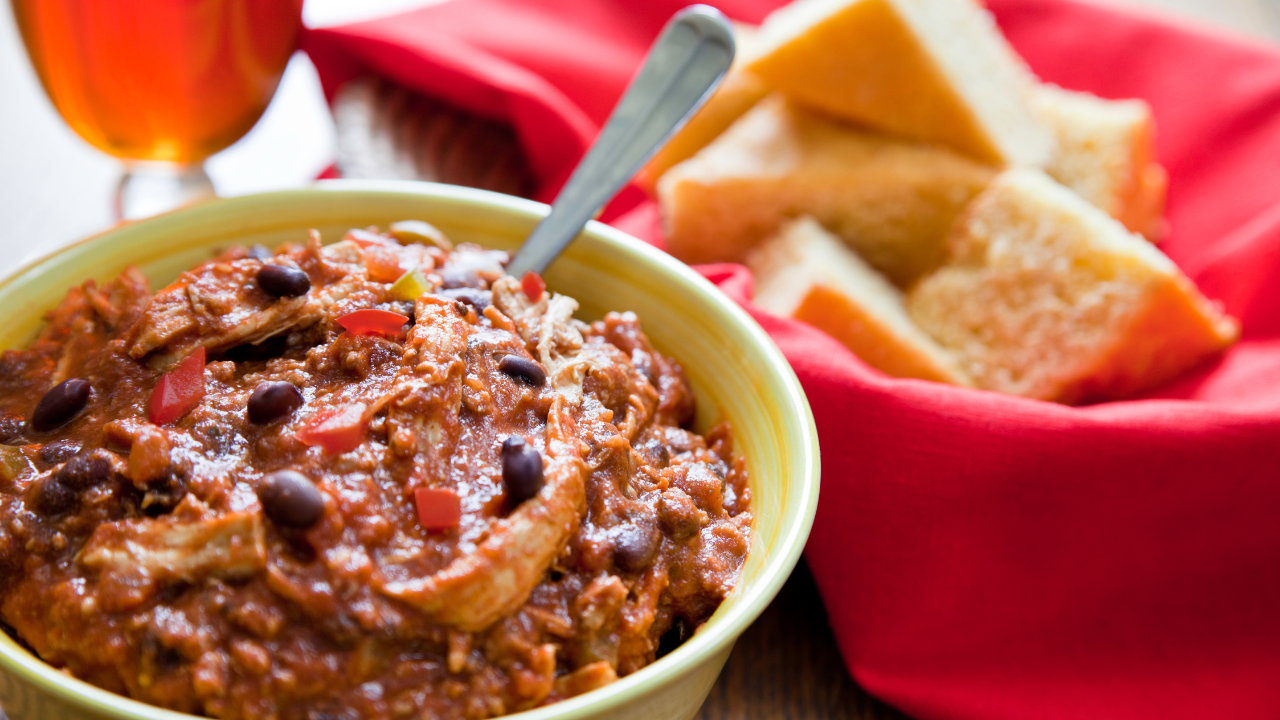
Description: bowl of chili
xmin=0 ymin=180 xmax=819 ymax=720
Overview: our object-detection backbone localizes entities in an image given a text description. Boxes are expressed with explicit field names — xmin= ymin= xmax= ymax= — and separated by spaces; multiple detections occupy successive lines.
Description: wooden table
xmin=0 ymin=2 xmax=1275 ymax=719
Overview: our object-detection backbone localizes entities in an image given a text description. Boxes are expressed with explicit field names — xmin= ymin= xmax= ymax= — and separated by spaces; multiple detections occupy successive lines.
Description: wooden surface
xmin=694 ymin=561 xmax=909 ymax=720
xmin=0 ymin=2 xmax=1277 ymax=720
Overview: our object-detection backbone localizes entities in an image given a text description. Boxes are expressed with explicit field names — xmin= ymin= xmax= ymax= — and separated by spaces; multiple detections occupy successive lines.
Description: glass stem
xmin=114 ymin=161 xmax=216 ymax=221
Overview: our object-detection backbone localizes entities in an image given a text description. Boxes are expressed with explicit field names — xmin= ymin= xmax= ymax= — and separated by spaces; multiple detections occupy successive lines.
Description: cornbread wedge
xmin=636 ymin=23 xmax=771 ymax=192
xmin=1033 ymin=84 xmax=1168 ymax=240
xmin=907 ymin=169 xmax=1237 ymax=404
xmin=746 ymin=0 xmax=1052 ymax=166
xmin=749 ymin=217 xmax=972 ymax=384
xmin=658 ymin=94 xmax=996 ymax=285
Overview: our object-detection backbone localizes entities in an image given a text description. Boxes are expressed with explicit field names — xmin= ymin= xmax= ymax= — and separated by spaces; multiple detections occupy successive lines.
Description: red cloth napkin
xmin=305 ymin=2 xmax=1280 ymax=718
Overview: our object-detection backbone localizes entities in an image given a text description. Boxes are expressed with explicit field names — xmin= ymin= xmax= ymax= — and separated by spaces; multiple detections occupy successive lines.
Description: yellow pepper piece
xmin=390 ymin=267 xmax=432 ymax=302
xmin=389 ymin=220 xmax=453 ymax=250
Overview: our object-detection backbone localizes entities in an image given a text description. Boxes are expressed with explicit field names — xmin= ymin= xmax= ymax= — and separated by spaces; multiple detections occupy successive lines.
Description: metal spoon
xmin=506 ymin=5 xmax=735 ymax=278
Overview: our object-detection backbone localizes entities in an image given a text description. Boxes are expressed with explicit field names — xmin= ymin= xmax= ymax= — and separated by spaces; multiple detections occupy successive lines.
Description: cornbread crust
xmin=658 ymin=95 xmax=996 ymax=285
xmin=1033 ymin=84 xmax=1168 ymax=240
xmin=907 ymin=169 xmax=1236 ymax=403
xmin=749 ymin=217 xmax=972 ymax=384
xmin=746 ymin=0 xmax=1052 ymax=166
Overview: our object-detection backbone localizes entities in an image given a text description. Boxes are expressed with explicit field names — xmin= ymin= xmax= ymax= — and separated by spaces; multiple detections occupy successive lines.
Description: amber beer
xmin=11 ymin=0 xmax=303 ymax=164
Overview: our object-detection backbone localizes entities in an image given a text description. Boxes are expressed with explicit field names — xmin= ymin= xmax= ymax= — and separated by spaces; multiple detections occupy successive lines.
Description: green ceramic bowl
xmin=0 ymin=181 xmax=819 ymax=720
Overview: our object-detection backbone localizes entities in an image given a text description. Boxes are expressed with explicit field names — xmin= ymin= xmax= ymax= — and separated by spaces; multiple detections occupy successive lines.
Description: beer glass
xmin=11 ymin=0 xmax=303 ymax=219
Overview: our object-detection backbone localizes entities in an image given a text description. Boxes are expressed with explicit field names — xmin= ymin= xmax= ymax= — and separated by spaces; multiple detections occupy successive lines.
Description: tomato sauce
xmin=0 ymin=225 xmax=751 ymax=719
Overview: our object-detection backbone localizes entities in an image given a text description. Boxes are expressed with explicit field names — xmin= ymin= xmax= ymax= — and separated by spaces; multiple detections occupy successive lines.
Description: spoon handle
xmin=507 ymin=5 xmax=735 ymax=277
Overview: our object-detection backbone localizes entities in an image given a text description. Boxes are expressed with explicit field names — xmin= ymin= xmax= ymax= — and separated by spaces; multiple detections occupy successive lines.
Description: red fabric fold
xmin=304 ymin=1 xmax=1280 ymax=717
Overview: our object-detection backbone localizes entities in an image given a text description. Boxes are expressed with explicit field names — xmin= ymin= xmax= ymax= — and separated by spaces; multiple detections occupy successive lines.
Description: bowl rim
xmin=0 ymin=180 xmax=820 ymax=720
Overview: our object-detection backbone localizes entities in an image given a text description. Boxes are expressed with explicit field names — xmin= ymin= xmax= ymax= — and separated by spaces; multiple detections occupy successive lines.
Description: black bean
xmin=639 ymin=439 xmax=670 ymax=469
xmin=501 ymin=436 xmax=543 ymax=503
xmin=30 ymin=379 xmax=91 ymax=432
xmin=247 ymin=382 xmax=304 ymax=425
xmin=0 ymin=413 xmax=24 ymax=444
xmin=30 ymin=476 xmax=76 ymax=516
xmin=224 ymin=335 xmax=289 ymax=363
xmin=247 ymin=244 xmax=273 ymax=261
xmin=39 ymin=439 xmax=80 ymax=465
xmin=153 ymin=583 xmax=189 ymax=605
xmin=656 ymin=619 xmax=690 ymax=659
xmin=258 ymin=470 xmax=324 ymax=529
xmin=54 ymin=450 xmax=115 ymax=490
xmin=611 ymin=520 xmax=662 ymax=572
xmin=140 ymin=633 xmax=185 ymax=674
xmin=256 ymin=264 xmax=311 ymax=298
xmin=282 ymin=532 xmax=317 ymax=563
xmin=497 ymin=355 xmax=546 ymax=387
xmin=438 ymin=288 xmax=491 ymax=312
xmin=141 ymin=473 xmax=186 ymax=517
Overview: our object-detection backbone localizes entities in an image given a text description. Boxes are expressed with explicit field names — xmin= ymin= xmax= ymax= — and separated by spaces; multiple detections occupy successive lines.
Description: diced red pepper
xmin=336 ymin=309 xmax=409 ymax=337
xmin=295 ymin=403 xmax=367 ymax=454
xmin=363 ymin=246 xmax=406 ymax=283
xmin=148 ymin=347 xmax=206 ymax=426
xmin=346 ymin=228 xmax=394 ymax=248
xmin=414 ymin=487 xmax=461 ymax=531
xmin=521 ymin=271 xmax=545 ymax=302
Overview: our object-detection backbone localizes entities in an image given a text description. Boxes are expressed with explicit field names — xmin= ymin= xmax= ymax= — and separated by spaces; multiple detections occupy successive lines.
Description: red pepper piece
xmin=414 ymin=487 xmax=461 ymax=531
xmin=147 ymin=347 xmax=206 ymax=426
xmin=345 ymin=228 xmax=394 ymax=248
xmin=336 ymin=309 xmax=409 ymax=337
xmin=521 ymin=270 xmax=545 ymax=302
xmin=363 ymin=246 xmax=406 ymax=283
xmin=295 ymin=403 xmax=367 ymax=454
